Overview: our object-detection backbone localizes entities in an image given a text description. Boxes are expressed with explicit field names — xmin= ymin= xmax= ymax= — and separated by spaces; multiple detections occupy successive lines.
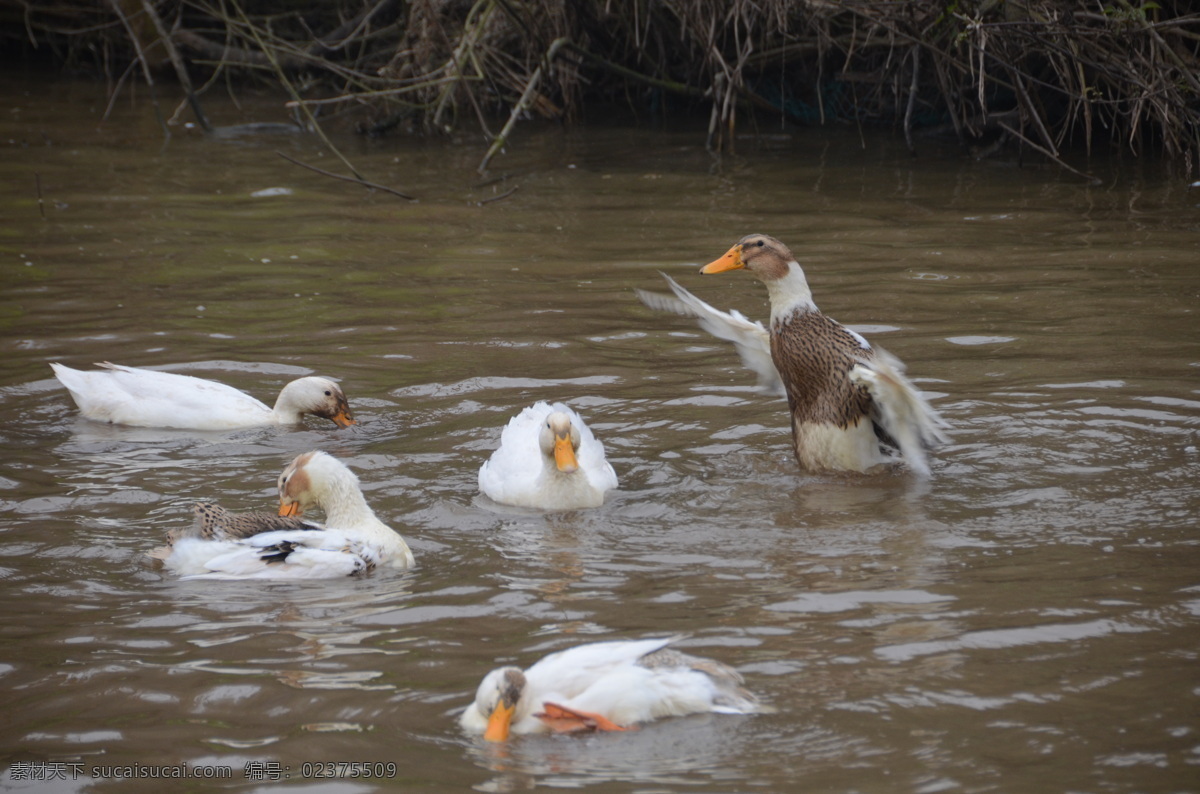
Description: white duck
xmin=150 ymin=451 xmax=414 ymax=579
xmin=50 ymin=362 xmax=355 ymax=430
xmin=460 ymin=636 xmax=767 ymax=741
xmin=478 ymin=401 xmax=617 ymax=510
xmin=641 ymin=235 xmax=949 ymax=475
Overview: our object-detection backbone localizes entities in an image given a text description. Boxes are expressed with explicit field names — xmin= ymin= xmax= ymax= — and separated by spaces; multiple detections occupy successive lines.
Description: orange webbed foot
xmin=535 ymin=702 xmax=634 ymax=734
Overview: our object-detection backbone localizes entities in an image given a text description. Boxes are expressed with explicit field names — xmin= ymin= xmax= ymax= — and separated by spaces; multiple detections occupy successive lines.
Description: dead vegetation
xmin=6 ymin=0 xmax=1199 ymax=177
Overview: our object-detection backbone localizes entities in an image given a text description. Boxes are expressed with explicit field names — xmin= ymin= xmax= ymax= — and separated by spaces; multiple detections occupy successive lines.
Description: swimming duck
xmin=150 ymin=450 xmax=414 ymax=579
xmin=652 ymin=234 xmax=948 ymax=475
xmin=460 ymin=636 xmax=767 ymax=741
xmin=50 ymin=362 xmax=355 ymax=430
xmin=478 ymin=401 xmax=617 ymax=510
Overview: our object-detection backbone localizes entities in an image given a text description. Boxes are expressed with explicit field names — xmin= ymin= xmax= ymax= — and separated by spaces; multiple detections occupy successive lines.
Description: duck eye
xmin=324 ymin=390 xmax=332 ymax=396
xmin=756 ymin=240 xmax=764 ymax=247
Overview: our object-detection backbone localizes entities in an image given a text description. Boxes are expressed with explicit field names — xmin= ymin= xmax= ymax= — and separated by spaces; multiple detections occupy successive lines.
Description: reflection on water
xmin=1 ymin=73 xmax=1198 ymax=792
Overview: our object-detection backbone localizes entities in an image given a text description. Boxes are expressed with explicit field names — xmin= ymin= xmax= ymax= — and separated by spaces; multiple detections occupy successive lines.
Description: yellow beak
xmin=331 ymin=408 xmax=356 ymax=428
xmin=278 ymin=501 xmax=303 ymax=517
xmin=700 ymin=244 xmax=744 ymax=274
xmin=483 ymin=700 xmax=516 ymax=742
xmin=554 ymin=433 xmax=579 ymax=473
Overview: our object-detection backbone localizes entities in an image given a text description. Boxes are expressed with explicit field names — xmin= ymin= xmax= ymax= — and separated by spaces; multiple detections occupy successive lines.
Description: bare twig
xmin=140 ymin=0 xmax=211 ymax=132
xmin=275 ymin=151 xmax=417 ymax=200
xmin=904 ymin=44 xmax=919 ymax=155
xmin=478 ymin=36 xmax=569 ymax=172
xmin=998 ymin=122 xmax=1099 ymax=184
xmin=476 ymin=185 xmax=519 ymax=205
xmin=106 ymin=0 xmax=168 ymax=139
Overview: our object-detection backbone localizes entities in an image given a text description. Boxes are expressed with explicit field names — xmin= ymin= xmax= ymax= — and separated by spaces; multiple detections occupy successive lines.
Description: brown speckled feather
xmin=189 ymin=501 xmax=317 ymax=541
xmin=638 ymin=647 xmax=746 ymax=684
xmin=637 ymin=645 xmax=763 ymax=712
xmin=769 ymin=310 xmax=875 ymax=431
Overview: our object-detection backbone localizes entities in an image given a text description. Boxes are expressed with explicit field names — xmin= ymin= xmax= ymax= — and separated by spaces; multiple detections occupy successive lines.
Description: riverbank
xmin=5 ymin=1 xmax=1198 ymax=177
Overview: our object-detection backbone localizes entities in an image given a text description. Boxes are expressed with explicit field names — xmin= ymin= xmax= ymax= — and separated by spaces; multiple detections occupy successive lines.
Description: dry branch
xmin=275 ymin=151 xmax=416 ymax=200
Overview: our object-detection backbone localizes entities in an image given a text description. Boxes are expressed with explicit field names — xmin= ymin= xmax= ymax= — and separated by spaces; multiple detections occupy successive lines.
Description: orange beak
xmin=700 ymin=244 xmax=745 ymax=274
xmin=483 ymin=700 xmax=516 ymax=742
xmin=553 ymin=433 xmax=579 ymax=473
xmin=331 ymin=408 xmax=356 ymax=428
xmin=278 ymin=501 xmax=303 ymax=517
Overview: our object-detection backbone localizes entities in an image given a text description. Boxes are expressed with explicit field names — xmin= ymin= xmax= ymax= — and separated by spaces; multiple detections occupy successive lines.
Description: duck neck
xmin=539 ymin=456 xmax=584 ymax=491
xmin=765 ymin=261 xmax=818 ymax=328
xmin=320 ymin=477 xmax=384 ymax=531
xmin=271 ymin=384 xmax=306 ymax=424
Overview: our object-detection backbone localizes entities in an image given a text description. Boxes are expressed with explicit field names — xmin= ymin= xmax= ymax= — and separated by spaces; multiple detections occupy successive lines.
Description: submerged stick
xmin=140 ymin=0 xmax=212 ymax=132
xmin=561 ymin=40 xmax=707 ymax=100
xmin=476 ymin=185 xmax=519 ymax=205
xmin=997 ymin=122 xmax=1099 ymax=184
xmin=35 ymin=173 xmax=45 ymax=220
xmin=904 ymin=44 xmax=920 ymax=156
xmin=275 ymin=151 xmax=417 ymax=200
xmin=479 ymin=37 xmax=569 ymax=173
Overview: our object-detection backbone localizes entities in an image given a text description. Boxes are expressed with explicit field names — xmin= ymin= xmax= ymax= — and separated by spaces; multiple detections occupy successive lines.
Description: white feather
xmin=850 ymin=350 xmax=951 ymax=478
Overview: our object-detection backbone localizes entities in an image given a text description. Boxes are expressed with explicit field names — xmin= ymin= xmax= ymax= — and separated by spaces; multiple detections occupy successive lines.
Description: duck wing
xmin=524 ymin=637 xmax=680 ymax=700
xmin=478 ymin=401 xmax=553 ymax=500
xmin=849 ymin=348 xmax=950 ymax=477
xmin=637 ymin=274 xmax=784 ymax=397
xmin=190 ymin=501 xmax=321 ymax=541
xmin=173 ymin=528 xmax=382 ymax=579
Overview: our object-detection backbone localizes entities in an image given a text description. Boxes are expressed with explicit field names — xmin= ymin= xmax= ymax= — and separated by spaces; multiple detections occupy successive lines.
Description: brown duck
xmin=652 ymin=233 xmax=949 ymax=475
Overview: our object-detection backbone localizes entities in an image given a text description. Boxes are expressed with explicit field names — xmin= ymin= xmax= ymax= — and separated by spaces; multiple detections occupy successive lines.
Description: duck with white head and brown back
xmin=689 ymin=233 xmax=949 ymax=476
xmin=150 ymin=451 xmax=413 ymax=579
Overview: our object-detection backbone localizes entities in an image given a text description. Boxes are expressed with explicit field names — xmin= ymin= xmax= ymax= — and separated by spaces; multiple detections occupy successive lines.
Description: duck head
xmin=275 ymin=376 xmax=356 ymax=428
xmin=276 ymin=450 xmax=359 ymax=517
xmin=473 ymin=667 xmax=527 ymax=741
xmin=701 ymin=233 xmax=815 ymax=320
xmin=700 ymin=234 xmax=796 ymax=280
xmin=540 ymin=412 xmax=581 ymax=474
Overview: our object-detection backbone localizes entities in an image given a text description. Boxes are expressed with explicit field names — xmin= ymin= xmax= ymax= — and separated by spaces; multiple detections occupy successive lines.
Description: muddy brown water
xmin=1 ymin=75 xmax=1198 ymax=793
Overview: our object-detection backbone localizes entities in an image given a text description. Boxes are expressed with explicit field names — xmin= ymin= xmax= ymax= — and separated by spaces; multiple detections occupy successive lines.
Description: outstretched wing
xmin=637 ymin=274 xmax=784 ymax=397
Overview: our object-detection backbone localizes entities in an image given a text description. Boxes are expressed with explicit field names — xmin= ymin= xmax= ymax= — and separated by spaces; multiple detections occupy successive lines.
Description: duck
xmin=646 ymin=234 xmax=948 ymax=475
xmin=150 ymin=450 xmax=414 ymax=579
xmin=50 ymin=361 xmax=355 ymax=430
xmin=478 ymin=401 xmax=618 ymax=510
xmin=460 ymin=636 xmax=767 ymax=741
